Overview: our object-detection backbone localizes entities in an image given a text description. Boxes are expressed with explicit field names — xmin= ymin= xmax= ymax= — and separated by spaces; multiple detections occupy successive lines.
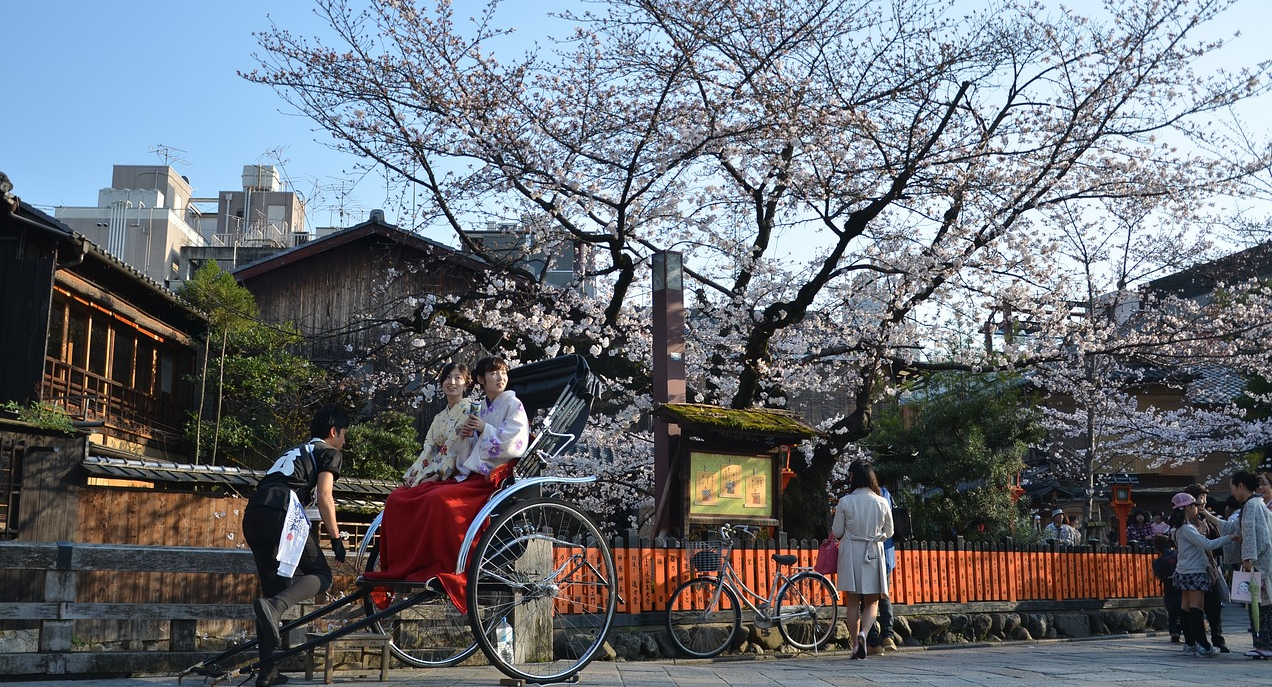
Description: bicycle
xmin=665 ymin=523 xmax=839 ymax=658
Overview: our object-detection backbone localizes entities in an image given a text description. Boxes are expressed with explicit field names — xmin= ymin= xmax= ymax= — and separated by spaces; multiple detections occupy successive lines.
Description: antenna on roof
xmin=149 ymin=144 xmax=190 ymax=168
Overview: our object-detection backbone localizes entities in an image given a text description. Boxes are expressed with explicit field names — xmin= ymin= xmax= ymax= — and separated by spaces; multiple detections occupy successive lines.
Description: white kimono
xmin=459 ymin=390 xmax=530 ymax=478
xmin=831 ymin=488 xmax=895 ymax=595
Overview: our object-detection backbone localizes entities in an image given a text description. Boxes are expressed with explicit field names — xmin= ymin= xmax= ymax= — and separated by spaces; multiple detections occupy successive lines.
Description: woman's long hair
xmin=847 ymin=460 xmax=881 ymax=496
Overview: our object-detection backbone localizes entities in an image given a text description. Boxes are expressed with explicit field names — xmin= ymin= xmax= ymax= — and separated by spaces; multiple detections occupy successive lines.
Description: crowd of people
xmin=846 ymin=469 xmax=1272 ymax=662
xmin=1043 ymin=475 xmax=1272 ymax=660
xmin=1146 ymin=473 xmax=1272 ymax=660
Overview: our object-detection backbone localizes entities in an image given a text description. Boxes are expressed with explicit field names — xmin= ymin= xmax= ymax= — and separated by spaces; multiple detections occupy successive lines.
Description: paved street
xmin=14 ymin=604 xmax=1271 ymax=687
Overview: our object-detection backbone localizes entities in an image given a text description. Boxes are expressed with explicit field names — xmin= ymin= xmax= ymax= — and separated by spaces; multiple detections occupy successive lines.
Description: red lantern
xmin=779 ymin=445 xmax=797 ymax=490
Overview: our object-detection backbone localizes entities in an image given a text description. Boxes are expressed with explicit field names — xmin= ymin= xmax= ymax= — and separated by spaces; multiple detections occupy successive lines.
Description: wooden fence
xmin=0 ymin=539 xmax=1157 ymax=675
xmin=611 ymin=538 xmax=1157 ymax=613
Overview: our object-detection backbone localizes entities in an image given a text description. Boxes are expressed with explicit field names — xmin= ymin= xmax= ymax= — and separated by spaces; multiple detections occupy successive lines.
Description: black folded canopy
xmin=507 ymin=354 xmax=603 ymax=455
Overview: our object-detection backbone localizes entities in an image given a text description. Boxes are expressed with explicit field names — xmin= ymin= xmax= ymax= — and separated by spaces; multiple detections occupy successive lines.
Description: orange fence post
xmin=612 ymin=541 xmax=629 ymax=614
xmin=955 ymin=541 xmax=968 ymax=604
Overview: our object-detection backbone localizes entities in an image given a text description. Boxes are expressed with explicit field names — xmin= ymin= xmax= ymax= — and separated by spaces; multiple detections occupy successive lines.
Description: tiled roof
xmin=81 ymin=454 xmax=396 ymax=506
xmin=1185 ymin=365 xmax=1246 ymax=406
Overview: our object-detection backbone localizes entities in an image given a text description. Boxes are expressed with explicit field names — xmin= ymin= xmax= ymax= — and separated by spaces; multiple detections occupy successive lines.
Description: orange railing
xmin=607 ymin=539 xmax=1157 ymax=614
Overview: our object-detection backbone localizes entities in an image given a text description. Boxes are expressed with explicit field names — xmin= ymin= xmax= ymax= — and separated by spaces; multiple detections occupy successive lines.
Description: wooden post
xmin=40 ymin=542 xmax=76 ymax=654
xmin=651 ymin=251 xmax=686 ymax=537
xmin=513 ymin=538 xmax=554 ymax=663
xmin=170 ymin=620 xmax=197 ymax=651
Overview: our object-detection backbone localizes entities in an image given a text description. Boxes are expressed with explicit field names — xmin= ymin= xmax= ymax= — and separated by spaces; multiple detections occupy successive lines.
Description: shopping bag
xmin=1231 ymin=570 xmax=1262 ymax=603
xmin=814 ymin=538 xmax=839 ymax=575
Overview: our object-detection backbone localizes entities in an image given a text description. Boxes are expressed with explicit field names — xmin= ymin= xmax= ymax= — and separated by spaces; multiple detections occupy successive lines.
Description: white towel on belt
xmin=276 ymin=490 xmax=309 ymax=578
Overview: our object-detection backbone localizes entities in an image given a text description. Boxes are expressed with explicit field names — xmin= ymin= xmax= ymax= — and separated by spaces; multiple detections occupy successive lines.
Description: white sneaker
xmin=1182 ymin=644 xmax=1197 ymax=656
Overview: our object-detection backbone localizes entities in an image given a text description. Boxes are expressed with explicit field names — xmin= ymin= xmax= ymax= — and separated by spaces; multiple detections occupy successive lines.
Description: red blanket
xmin=362 ymin=477 xmax=497 ymax=611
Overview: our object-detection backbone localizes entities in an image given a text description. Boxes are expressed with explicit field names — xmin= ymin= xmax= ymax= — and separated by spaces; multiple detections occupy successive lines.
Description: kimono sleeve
xmin=461 ymin=392 xmax=530 ymax=478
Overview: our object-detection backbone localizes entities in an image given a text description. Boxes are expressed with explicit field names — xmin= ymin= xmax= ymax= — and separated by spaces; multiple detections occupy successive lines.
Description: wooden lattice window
xmin=0 ymin=437 xmax=23 ymax=540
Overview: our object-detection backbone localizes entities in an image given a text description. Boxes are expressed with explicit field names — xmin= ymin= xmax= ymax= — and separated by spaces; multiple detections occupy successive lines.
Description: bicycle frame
xmin=697 ymin=546 xmax=822 ymax=625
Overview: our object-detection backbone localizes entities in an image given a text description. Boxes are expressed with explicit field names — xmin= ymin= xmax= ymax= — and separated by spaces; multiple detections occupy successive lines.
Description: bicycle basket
xmin=688 ymin=542 xmax=731 ymax=573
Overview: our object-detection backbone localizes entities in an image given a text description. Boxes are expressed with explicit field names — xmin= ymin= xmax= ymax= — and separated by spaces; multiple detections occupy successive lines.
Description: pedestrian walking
xmin=831 ymin=460 xmax=894 ymax=661
xmin=1185 ymin=482 xmax=1231 ymax=652
xmin=867 ymin=485 xmax=899 ymax=655
xmin=1230 ymin=471 xmax=1272 ymax=658
xmin=1152 ymin=535 xmax=1183 ymax=643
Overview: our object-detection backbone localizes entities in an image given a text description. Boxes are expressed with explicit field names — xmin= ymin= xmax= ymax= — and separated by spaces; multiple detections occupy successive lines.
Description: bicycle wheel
xmin=774 ymin=571 xmax=838 ymax=650
xmin=467 ymin=497 xmax=617 ymax=683
xmin=361 ymin=547 xmax=479 ymax=668
xmin=665 ymin=577 xmax=741 ymax=658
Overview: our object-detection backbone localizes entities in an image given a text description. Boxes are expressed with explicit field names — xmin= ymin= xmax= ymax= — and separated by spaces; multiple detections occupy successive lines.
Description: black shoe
xmin=253 ymin=598 xmax=283 ymax=649
xmin=256 ymin=667 xmax=289 ymax=687
xmin=1216 ymin=644 xmax=1230 ymax=653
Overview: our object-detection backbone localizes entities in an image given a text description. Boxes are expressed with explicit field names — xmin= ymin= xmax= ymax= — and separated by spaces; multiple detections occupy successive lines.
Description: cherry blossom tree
xmin=246 ymin=0 xmax=1272 ymax=534
xmin=1023 ymin=210 xmax=1272 ymax=520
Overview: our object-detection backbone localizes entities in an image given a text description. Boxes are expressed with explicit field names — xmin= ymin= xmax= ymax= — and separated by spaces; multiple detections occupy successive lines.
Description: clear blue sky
xmin=3 ymin=0 xmax=1270 ymax=239
xmin=1 ymin=0 xmax=423 ymax=230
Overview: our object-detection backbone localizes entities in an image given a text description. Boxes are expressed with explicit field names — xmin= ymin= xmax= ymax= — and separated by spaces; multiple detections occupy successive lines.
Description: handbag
xmin=1212 ymin=565 xmax=1231 ymax=603
xmin=814 ymin=538 xmax=839 ymax=575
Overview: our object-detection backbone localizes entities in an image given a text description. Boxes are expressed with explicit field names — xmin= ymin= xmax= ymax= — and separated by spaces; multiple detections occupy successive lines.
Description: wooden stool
xmin=304 ymin=632 xmax=391 ymax=684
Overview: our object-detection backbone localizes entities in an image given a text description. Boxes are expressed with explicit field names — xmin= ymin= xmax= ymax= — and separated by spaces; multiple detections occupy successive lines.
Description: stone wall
xmin=601 ymin=604 xmax=1168 ymax=660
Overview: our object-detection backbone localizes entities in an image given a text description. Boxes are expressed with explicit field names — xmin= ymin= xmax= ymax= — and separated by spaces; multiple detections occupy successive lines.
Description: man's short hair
xmin=1231 ymin=471 xmax=1259 ymax=493
xmin=310 ymin=405 xmax=350 ymax=440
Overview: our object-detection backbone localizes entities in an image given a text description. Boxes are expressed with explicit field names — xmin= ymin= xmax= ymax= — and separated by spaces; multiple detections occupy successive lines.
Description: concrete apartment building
xmin=53 ymin=164 xmax=308 ymax=288
xmin=468 ymin=222 xmax=596 ymax=295
xmin=54 ymin=166 xmax=597 ymax=298
xmin=53 ymin=165 xmax=203 ymax=287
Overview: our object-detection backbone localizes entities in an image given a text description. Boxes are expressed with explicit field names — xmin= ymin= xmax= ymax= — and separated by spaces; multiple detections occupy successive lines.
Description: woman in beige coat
xmin=831 ymin=460 xmax=894 ymax=660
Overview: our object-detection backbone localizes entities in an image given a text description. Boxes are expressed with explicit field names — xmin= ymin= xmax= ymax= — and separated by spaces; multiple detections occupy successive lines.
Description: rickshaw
xmin=181 ymin=355 xmax=615 ymax=685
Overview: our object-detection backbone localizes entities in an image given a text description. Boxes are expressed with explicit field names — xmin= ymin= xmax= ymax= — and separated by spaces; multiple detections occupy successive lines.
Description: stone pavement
xmin=14 ymin=603 xmax=1270 ymax=687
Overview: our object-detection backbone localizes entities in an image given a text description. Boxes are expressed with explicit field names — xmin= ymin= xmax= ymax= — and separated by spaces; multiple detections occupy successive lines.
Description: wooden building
xmin=233 ymin=210 xmax=501 ymax=366
xmin=1 ymin=195 xmax=206 ymax=458
xmin=2 ymin=188 xmax=213 ymax=545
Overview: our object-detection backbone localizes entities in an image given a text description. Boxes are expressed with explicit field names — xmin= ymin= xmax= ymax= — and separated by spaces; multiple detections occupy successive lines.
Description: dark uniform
xmin=241 ymin=438 xmax=344 ymax=682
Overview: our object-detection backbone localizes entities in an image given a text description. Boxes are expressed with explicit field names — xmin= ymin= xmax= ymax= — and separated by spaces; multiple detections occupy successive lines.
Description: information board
xmin=687 ymin=450 xmax=774 ymax=519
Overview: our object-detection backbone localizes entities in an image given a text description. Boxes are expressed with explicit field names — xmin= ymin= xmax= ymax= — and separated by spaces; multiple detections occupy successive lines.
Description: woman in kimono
xmin=831 ymin=460 xmax=895 ymax=660
xmin=400 ymin=362 xmax=474 ymax=487
xmin=365 ymin=356 xmax=529 ymax=610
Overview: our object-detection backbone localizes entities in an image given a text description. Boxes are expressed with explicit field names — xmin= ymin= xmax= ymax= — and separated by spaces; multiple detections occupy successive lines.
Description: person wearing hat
xmin=1168 ymin=492 xmax=1238 ymax=658
xmin=1043 ymin=508 xmax=1080 ymax=546
xmin=1184 ymin=482 xmax=1231 ymax=653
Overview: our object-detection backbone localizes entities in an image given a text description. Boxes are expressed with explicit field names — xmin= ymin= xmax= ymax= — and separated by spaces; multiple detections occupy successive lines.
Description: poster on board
xmin=689 ymin=451 xmax=774 ymax=519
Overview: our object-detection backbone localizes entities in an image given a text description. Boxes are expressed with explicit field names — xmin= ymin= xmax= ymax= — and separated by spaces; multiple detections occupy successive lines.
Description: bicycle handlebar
xmin=720 ymin=523 xmax=757 ymax=539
